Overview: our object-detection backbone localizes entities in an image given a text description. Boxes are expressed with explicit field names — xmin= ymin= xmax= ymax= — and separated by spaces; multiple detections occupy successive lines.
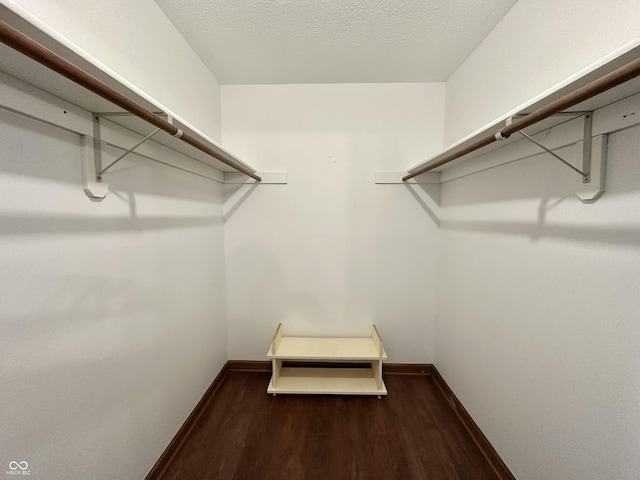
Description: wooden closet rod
xmin=403 ymin=56 xmax=640 ymax=181
xmin=0 ymin=19 xmax=262 ymax=182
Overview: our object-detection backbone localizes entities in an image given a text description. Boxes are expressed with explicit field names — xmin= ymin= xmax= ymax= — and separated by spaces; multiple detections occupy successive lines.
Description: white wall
xmin=444 ymin=0 xmax=640 ymax=145
xmin=437 ymin=120 xmax=640 ymax=480
xmin=437 ymin=2 xmax=640 ymax=478
xmin=0 ymin=105 xmax=227 ymax=479
xmin=1 ymin=0 xmax=223 ymax=140
xmin=221 ymin=83 xmax=444 ymax=362
xmin=0 ymin=3 xmax=228 ymax=477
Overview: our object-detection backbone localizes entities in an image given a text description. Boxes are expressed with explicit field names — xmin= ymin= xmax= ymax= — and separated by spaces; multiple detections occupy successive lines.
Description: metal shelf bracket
xmin=81 ymin=112 xmax=168 ymax=200
xmin=96 ymin=126 xmax=160 ymax=180
xmin=504 ymin=112 xmax=607 ymax=203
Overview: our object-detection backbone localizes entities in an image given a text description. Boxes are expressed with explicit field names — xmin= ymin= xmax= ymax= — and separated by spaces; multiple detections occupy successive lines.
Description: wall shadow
xmin=222 ymin=182 xmax=259 ymax=223
xmin=440 ymin=219 xmax=640 ymax=246
xmin=404 ymin=183 xmax=440 ymax=226
xmin=0 ymin=213 xmax=221 ymax=235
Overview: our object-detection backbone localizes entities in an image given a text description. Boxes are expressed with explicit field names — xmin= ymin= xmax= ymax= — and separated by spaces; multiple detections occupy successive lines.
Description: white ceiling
xmin=154 ymin=0 xmax=518 ymax=85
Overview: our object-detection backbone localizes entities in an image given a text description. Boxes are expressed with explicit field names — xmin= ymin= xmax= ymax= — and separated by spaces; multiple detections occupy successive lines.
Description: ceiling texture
xmin=154 ymin=0 xmax=518 ymax=85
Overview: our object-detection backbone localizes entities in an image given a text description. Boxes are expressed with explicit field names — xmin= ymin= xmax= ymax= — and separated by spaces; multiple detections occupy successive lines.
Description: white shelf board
xmin=268 ymin=337 xmax=387 ymax=361
xmin=408 ymin=40 xmax=640 ymax=174
xmin=267 ymin=368 xmax=387 ymax=396
xmin=0 ymin=4 xmax=256 ymax=175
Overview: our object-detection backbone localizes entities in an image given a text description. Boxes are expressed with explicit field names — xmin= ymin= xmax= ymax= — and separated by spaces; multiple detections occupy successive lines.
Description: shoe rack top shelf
xmin=267 ymin=323 xmax=387 ymax=361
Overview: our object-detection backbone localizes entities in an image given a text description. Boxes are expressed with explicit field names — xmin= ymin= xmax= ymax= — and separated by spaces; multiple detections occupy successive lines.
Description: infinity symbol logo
xmin=8 ymin=461 xmax=28 ymax=470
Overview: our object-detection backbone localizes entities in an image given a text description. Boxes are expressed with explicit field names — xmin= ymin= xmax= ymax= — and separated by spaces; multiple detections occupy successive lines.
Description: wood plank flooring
xmin=155 ymin=371 xmax=499 ymax=480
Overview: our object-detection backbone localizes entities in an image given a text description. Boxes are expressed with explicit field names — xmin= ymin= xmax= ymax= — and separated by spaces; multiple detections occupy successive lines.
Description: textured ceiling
xmin=154 ymin=0 xmax=518 ymax=84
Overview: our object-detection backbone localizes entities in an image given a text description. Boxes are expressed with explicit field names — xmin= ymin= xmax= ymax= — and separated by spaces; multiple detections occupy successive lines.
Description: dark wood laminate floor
xmin=158 ymin=371 xmax=498 ymax=480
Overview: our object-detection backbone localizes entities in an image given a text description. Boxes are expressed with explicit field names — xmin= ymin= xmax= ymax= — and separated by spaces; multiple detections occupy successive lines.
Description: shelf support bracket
xmin=505 ymin=112 xmax=606 ymax=203
xmin=93 ymin=112 xmax=167 ymax=181
xmin=81 ymin=112 xmax=168 ymax=199
xmin=517 ymin=130 xmax=588 ymax=179
xmin=96 ymin=127 xmax=160 ymax=180
xmin=81 ymin=114 xmax=108 ymax=200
